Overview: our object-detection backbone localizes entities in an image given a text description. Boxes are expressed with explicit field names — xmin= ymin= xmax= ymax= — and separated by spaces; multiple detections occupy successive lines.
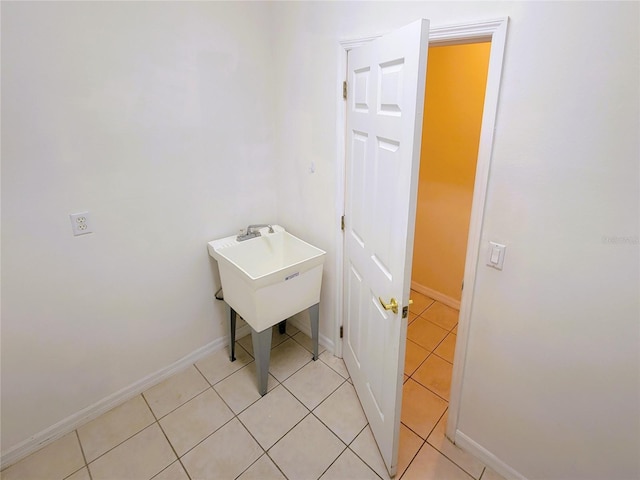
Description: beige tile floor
xmin=2 ymin=303 xmax=506 ymax=480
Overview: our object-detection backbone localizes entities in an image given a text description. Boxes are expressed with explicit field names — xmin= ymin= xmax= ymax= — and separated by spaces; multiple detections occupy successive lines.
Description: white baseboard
xmin=0 ymin=328 xmax=248 ymax=470
xmin=454 ymin=430 xmax=527 ymax=480
xmin=411 ymin=281 xmax=461 ymax=311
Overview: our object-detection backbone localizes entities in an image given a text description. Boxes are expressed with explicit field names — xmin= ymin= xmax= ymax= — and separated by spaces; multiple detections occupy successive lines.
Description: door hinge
xmin=340 ymin=326 xmax=344 ymax=338
xmin=341 ymin=215 xmax=345 ymax=231
xmin=342 ymin=81 xmax=347 ymax=100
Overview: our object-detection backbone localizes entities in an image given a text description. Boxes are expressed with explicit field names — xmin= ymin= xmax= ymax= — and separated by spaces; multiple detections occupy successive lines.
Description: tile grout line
xmin=398 ymin=437 xmax=427 ymax=480
xmin=398 ymin=407 xmax=448 ymax=479
xmin=422 ymin=407 xmax=485 ymax=480
xmin=280 ymin=369 xmax=346 ymax=414
xmin=140 ymin=392 xmax=192 ymax=480
xmin=231 ymin=396 xmax=296 ymax=455
xmin=194 ymin=342 xmax=256 ymax=388
xmin=146 ymin=355 xmax=262 ymax=462
xmin=227 ymin=348 xmax=320 ymax=480
xmin=403 ymin=304 xmax=486 ymax=480
xmin=142 ymin=385 xmax=209 ymax=424
xmin=64 ymin=431 xmax=92 ymax=480
xmin=315 ymin=443 xmax=349 ymax=480
xmin=407 ymin=359 xmax=453 ymax=403
xmin=228 ymin=356 xmax=371 ymax=479
xmin=262 ymin=449 xmax=291 ymax=480
xmin=340 ymin=424 xmax=386 ymax=480
xmin=73 ymin=398 xmax=158 ymax=472
xmin=158 ymin=333 xmax=335 ymax=477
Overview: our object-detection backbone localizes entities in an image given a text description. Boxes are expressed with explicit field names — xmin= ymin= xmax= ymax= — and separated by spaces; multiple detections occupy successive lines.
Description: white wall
xmin=2 ymin=2 xmax=639 ymax=478
xmin=271 ymin=2 xmax=639 ymax=479
xmin=1 ymin=1 xmax=277 ymax=453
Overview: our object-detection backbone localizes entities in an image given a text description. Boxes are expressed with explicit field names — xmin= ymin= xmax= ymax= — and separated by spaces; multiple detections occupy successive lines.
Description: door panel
xmin=343 ymin=19 xmax=429 ymax=476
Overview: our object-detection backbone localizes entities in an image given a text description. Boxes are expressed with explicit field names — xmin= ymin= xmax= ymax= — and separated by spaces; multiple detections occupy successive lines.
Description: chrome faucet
xmin=237 ymin=224 xmax=274 ymax=242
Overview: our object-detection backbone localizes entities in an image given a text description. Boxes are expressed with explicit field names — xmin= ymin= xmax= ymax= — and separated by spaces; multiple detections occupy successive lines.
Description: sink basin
xmin=208 ymin=225 xmax=326 ymax=332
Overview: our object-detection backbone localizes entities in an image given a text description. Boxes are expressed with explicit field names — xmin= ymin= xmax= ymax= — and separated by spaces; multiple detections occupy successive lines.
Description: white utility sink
xmin=208 ymin=225 xmax=326 ymax=333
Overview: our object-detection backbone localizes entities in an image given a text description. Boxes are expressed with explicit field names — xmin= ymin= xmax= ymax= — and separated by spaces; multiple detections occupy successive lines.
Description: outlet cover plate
xmin=69 ymin=212 xmax=93 ymax=236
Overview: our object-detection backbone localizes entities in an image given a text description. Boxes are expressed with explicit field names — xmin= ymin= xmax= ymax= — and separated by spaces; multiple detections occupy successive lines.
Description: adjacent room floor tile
xmin=397 ymin=423 xmax=425 ymax=478
xmin=413 ymin=354 xmax=453 ymax=401
xmin=88 ymin=424 xmax=176 ymax=480
xmin=143 ymin=365 xmax=209 ymax=419
xmin=237 ymin=454 xmax=286 ymax=480
xmin=407 ymin=317 xmax=449 ymax=351
xmin=313 ymin=382 xmax=367 ymax=445
xmin=320 ymin=448 xmax=379 ymax=480
xmin=77 ymin=395 xmax=155 ymax=462
xmin=404 ymin=339 xmax=430 ymax=376
xmin=421 ymin=302 xmax=459 ymax=331
xmin=214 ymin=362 xmax=278 ymax=414
xmin=159 ymin=388 xmax=234 ymax=456
xmin=0 ymin=432 xmax=85 ymax=480
xmin=401 ymin=379 xmax=447 ymax=439
xmin=238 ymin=384 xmax=308 ymax=449
xmin=268 ymin=414 xmax=345 ymax=480
xmin=195 ymin=343 xmax=253 ymax=385
xmin=434 ymin=332 xmax=457 ymax=363
xmin=427 ymin=411 xmax=485 ymax=479
xmin=268 ymin=338 xmax=312 ymax=382
xmin=283 ymin=359 xmax=345 ymax=410
xmin=402 ymin=442 xmax=474 ymax=480
xmin=409 ymin=290 xmax=435 ymax=315
xmin=181 ymin=418 xmax=262 ymax=480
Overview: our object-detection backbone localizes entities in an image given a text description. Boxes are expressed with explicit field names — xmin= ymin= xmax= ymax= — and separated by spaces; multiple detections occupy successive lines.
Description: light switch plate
xmin=487 ymin=241 xmax=506 ymax=270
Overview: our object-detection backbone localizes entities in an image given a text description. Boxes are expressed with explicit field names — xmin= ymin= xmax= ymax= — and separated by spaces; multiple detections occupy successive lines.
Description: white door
xmin=343 ymin=19 xmax=429 ymax=477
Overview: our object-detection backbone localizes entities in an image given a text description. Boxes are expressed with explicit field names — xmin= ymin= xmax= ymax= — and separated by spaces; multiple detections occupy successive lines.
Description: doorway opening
xmin=401 ymin=40 xmax=491 ymax=474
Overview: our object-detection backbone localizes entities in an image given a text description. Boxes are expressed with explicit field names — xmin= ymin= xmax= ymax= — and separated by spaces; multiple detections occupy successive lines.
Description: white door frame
xmin=334 ymin=17 xmax=509 ymax=442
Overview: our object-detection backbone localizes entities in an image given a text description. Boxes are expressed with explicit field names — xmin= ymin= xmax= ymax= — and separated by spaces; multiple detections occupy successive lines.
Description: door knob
xmin=379 ymin=297 xmax=398 ymax=314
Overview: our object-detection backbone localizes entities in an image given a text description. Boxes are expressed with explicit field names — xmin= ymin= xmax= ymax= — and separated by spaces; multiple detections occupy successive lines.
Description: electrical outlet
xmin=69 ymin=212 xmax=93 ymax=236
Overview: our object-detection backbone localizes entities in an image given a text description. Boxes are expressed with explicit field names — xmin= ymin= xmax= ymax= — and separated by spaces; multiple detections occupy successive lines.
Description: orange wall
xmin=412 ymin=42 xmax=491 ymax=303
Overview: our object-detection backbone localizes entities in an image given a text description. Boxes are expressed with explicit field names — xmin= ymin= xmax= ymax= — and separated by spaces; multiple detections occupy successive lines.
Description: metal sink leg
xmin=251 ymin=326 xmax=273 ymax=396
xmin=310 ymin=303 xmax=319 ymax=361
